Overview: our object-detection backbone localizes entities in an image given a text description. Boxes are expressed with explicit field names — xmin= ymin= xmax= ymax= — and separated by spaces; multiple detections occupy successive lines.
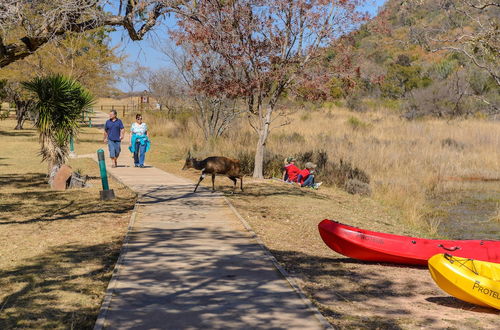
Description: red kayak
xmin=318 ymin=220 xmax=500 ymax=265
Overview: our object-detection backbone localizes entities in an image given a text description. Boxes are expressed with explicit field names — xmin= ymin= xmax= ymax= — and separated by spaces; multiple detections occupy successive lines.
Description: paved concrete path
xmin=87 ymin=112 xmax=325 ymax=330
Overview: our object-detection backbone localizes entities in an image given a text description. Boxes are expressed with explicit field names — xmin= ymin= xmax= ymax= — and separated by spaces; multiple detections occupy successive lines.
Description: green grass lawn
xmin=0 ymin=119 xmax=136 ymax=329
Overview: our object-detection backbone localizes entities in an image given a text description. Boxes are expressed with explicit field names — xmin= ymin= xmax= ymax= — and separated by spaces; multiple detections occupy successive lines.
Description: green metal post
xmin=97 ymin=149 xmax=115 ymax=199
xmin=97 ymin=149 xmax=109 ymax=190
xmin=69 ymin=137 xmax=75 ymax=153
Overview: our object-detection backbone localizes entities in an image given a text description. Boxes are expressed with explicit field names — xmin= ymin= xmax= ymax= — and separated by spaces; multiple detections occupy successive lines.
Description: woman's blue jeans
xmin=301 ymin=174 xmax=315 ymax=187
xmin=134 ymin=140 xmax=147 ymax=166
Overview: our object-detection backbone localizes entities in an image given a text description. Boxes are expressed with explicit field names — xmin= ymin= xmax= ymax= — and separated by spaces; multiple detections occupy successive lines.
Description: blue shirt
xmin=105 ymin=119 xmax=124 ymax=141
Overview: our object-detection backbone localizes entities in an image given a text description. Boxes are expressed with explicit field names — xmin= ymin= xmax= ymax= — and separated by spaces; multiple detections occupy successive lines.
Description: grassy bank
xmin=117 ymin=104 xmax=499 ymax=328
xmin=122 ymin=105 xmax=499 ymax=236
xmin=0 ymin=119 xmax=136 ymax=329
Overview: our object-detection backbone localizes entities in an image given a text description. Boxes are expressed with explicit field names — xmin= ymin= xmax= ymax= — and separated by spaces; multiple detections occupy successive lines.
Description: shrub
xmin=237 ymin=149 xmax=371 ymax=196
xmin=174 ymin=111 xmax=192 ymax=132
xmin=346 ymin=93 xmax=366 ymax=112
xmin=345 ymin=179 xmax=372 ymax=196
xmin=237 ymin=150 xmax=255 ymax=176
xmin=320 ymin=158 xmax=370 ymax=187
xmin=380 ymin=59 xmax=432 ymax=99
xmin=441 ymin=138 xmax=465 ymax=150
xmin=403 ymin=72 xmax=473 ymax=119
xmin=273 ymin=132 xmax=305 ymax=144
xmin=263 ymin=151 xmax=287 ymax=178
xmin=297 ymin=151 xmax=314 ymax=164
xmin=300 ymin=112 xmax=311 ymax=121
xmin=315 ymin=150 xmax=329 ymax=170
xmin=347 ymin=116 xmax=370 ymax=130
xmin=237 ymin=149 xmax=287 ymax=178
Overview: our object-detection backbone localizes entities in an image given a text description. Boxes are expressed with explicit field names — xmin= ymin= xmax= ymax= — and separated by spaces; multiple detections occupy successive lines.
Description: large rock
xmin=51 ymin=165 xmax=73 ymax=191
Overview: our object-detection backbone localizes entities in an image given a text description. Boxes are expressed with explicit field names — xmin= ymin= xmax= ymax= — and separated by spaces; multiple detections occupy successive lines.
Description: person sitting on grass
xmin=297 ymin=162 xmax=322 ymax=189
xmin=283 ymin=157 xmax=301 ymax=183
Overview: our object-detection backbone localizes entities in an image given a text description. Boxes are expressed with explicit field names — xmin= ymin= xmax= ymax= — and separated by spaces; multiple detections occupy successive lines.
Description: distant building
xmin=140 ymin=90 xmax=149 ymax=104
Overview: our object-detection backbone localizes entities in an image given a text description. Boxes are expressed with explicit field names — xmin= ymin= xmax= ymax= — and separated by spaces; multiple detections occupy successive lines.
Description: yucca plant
xmin=22 ymin=75 xmax=94 ymax=177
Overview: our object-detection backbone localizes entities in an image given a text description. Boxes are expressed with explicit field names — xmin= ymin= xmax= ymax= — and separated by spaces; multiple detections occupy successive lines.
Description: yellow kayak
xmin=428 ymin=254 xmax=500 ymax=309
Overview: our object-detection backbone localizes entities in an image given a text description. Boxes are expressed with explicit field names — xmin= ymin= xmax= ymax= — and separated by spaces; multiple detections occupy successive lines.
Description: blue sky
xmin=110 ymin=0 xmax=388 ymax=91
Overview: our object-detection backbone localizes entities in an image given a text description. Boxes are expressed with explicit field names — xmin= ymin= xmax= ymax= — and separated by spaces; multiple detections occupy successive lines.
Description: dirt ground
xmin=227 ymin=181 xmax=500 ymax=329
xmin=146 ymin=146 xmax=500 ymax=329
xmin=97 ymin=110 xmax=500 ymax=329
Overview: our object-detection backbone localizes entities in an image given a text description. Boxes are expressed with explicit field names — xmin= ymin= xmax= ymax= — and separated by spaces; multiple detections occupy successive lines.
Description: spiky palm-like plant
xmin=23 ymin=75 xmax=94 ymax=175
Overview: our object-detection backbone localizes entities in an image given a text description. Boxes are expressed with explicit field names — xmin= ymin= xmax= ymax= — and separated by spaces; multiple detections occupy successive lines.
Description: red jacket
xmin=297 ymin=168 xmax=311 ymax=184
xmin=285 ymin=164 xmax=301 ymax=182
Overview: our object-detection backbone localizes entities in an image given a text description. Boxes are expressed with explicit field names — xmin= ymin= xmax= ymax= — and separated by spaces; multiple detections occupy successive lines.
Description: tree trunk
xmin=14 ymin=115 xmax=25 ymax=130
xmin=253 ymin=136 xmax=266 ymax=179
xmin=14 ymin=100 xmax=30 ymax=130
xmin=252 ymin=108 xmax=272 ymax=179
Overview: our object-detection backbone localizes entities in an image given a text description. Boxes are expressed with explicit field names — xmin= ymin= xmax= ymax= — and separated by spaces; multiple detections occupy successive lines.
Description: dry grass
xmin=108 ymin=103 xmax=500 ymax=328
xmin=0 ymin=119 xmax=136 ymax=329
xmin=123 ymin=105 xmax=499 ymax=234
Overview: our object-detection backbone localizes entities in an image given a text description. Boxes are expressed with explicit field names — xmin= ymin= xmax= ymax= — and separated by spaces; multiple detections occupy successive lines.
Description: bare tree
xmin=120 ymin=62 xmax=148 ymax=93
xmin=144 ymin=67 xmax=186 ymax=114
xmin=0 ymin=1 xmax=203 ymax=68
xmin=425 ymin=0 xmax=499 ymax=87
xmin=173 ymin=1 xmax=368 ymax=178
xmin=162 ymin=45 xmax=243 ymax=140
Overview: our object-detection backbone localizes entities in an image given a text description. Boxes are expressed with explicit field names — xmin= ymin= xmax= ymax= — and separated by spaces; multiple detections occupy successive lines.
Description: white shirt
xmin=131 ymin=122 xmax=147 ymax=136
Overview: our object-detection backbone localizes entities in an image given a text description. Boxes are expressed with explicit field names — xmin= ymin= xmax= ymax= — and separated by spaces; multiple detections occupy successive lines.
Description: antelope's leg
xmin=229 ymin=176 xmax=237 ymax=192
xmin=194 ymin=171 xmax=206 ymax=192
xmin=212 ymin=174 xmax=216 ymax=192
xmin=240 ymin=176 xmax=244 ymax=191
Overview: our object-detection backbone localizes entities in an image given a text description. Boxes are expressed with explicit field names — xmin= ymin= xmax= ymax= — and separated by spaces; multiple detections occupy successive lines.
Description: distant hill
xmin=301 ymin=0 xmax=499 ymax=118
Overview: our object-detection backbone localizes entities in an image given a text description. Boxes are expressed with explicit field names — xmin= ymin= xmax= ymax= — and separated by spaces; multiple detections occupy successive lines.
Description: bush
xmin=174 ymin=111 xmax=192 ymax=132
xmin=380 ymin=59 xmax=432 ymax=99
xmin=441 ymin=138 xmax=465 ymax=150
xmin=300 ymin=112 xmax=311 ymax=121
xmin=346 ymin=94 xmax=367 ymax=112
xmin=402 ymin=72 xmax=473 ymax=119
xmin=297 ymin=151 xmax=314 ymax=164
xmin=273 ymin=132 xmax=305 ymax=144
xmin=237 ymin=150 xmax=255 ymax=176
xmin=345 ymin=179 xmax=372 ymax=196
xmin=347 ymin=116 xmax=370 ymax=130
xmin=320 ymin=158 xmax=370 ymax=187
xmin=237 ymin=150 xmax=287 ymax=178
xmin=236 ymin=149 xmax=371 ymax=196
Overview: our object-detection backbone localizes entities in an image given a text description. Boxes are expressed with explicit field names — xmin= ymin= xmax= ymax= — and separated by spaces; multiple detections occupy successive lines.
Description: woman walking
xmin=129 ymin=114 xmax=151 ymax=168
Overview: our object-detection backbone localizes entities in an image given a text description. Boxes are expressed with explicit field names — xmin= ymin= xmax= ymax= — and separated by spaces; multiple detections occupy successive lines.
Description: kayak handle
xmin=438 ymin=244 xmax=460 ymax=251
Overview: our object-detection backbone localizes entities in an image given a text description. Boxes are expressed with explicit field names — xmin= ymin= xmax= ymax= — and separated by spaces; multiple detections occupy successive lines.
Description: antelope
xmin=182 ymin=152 xmax=244 ymax=193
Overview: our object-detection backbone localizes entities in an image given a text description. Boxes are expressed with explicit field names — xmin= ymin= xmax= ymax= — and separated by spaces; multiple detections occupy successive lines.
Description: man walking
xmin=104 ymin=110 xmax=125 ymax=168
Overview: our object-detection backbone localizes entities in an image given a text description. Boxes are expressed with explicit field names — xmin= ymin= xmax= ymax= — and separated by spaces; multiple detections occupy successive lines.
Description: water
xmin=428 ymin=182 xmax=500 ymax=240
